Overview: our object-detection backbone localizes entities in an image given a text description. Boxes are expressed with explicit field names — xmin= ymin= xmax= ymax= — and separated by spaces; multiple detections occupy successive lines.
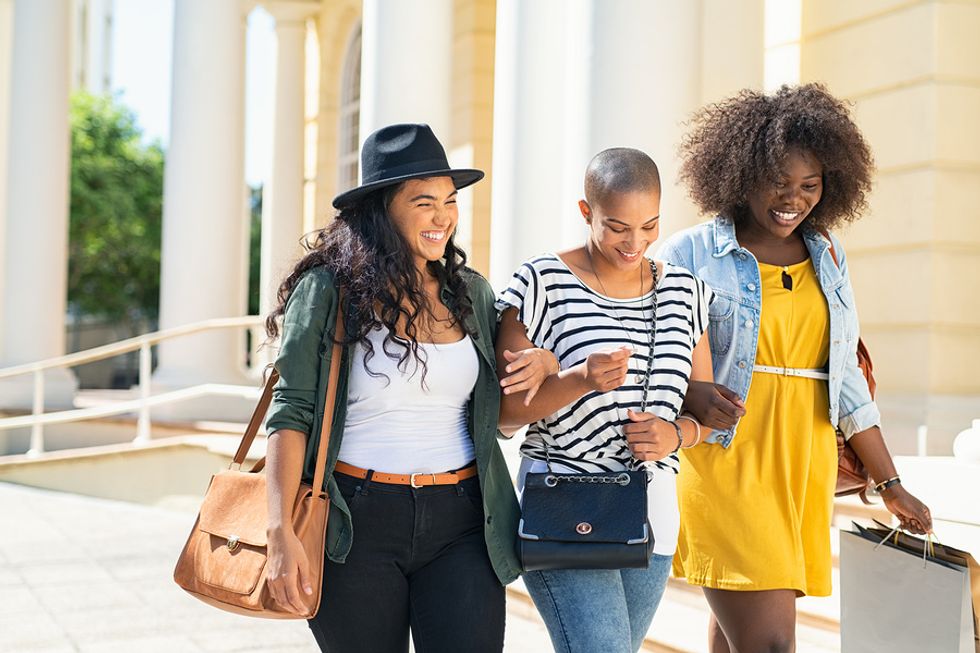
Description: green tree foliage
xmin=68 ymin=92 xmax=164 ymax=325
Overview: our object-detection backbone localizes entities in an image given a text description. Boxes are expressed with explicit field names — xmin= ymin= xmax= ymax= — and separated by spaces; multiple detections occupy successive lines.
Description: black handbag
xmin=517 ymin=257 xmax=658 ymax=572
xmin=518 ymin=469 xmax=653 ymax=571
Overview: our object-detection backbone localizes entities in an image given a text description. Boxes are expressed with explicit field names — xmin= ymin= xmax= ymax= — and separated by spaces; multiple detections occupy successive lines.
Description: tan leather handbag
xmin=823 ymin=234 xmax=875 ymax=501
xmin=173 ymin=306 xmax=344 ymax=619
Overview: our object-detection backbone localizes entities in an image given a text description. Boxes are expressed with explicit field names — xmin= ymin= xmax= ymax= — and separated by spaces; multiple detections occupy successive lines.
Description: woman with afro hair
xmin=658 ymin=84 xmax=932 ymax=652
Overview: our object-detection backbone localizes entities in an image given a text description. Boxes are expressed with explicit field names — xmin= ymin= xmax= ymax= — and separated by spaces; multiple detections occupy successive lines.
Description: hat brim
xmin=332 ymin=168 xmax=485 ymax=209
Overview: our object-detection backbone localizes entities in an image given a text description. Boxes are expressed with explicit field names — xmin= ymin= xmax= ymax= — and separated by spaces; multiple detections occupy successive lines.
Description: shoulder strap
xmin=233 ymin=294 xmax=346 ymax=493
xmin=311 ymin=296 xmax=345 ymax=496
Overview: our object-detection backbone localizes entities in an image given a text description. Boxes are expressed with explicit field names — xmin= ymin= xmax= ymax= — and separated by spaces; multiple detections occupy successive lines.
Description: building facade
xmin=0 ymin=0 xmax=977 ymax=450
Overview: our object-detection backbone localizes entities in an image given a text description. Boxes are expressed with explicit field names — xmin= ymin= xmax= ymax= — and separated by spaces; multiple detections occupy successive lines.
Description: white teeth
xmin=421 ymin=231 xmax=445 ymax=241
xmin=772 ymin=210 xmax=799 ymax=222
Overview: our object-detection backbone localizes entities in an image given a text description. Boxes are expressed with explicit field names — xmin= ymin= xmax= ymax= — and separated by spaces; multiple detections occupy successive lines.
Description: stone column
xmin=801 ymin=0 xmax=980 ymax=453
xmin=0 ymin=0 xmax=77 ymax=409
xmin=488 ymin=0 xmax=568 ymax=289
xmin=260 ymin=1 xmax=319 ymax=323
xmin=153 ymin=0 xmax=250 ymax=397
xmin=359 ymin=0 xmax=453 ymax=142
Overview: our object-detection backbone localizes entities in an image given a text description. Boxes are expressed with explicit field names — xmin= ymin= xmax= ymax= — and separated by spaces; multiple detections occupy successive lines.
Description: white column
xmin=260 ymin=1 xmax=319 ymax=324
xmin=488 ymin=0 xmax=569 ymax=289
xmin=702 ymin=0 xmax=764 ymax=102
xmin=153 ymin=0 xmax=249 ymax=393
xmin=0 ymin=0 xmax=78 ymax=409
xmin=359 ymin=0 xmax=452 ymax=142
xmin=563 ymin=0 xmax=704 ymax=242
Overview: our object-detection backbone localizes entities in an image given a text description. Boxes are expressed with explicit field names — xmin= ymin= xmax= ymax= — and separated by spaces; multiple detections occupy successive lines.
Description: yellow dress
xmin=673 ymin=259 xmax=838 ymax=596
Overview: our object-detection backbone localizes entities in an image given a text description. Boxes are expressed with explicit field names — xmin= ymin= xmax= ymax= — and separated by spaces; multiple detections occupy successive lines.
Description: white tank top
xmin=337 ymin=325 xmax=478 ymax=474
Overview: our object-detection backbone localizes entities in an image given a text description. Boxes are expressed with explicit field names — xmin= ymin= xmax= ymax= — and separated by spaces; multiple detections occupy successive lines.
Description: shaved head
xmin=584 ymin=147 xmax=661 ymax=208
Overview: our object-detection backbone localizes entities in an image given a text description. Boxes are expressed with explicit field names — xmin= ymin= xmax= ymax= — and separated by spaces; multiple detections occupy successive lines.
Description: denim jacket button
xmin=747 ymin=283 xmax=756 ymax=291
xmin=738 ymin=361 xmax=747 ymax=369
xmin=744 ymin=320 xmax=754 ymax=328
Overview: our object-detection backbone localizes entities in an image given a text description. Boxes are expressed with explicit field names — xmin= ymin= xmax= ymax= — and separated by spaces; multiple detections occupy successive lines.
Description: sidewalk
xmin=0 ymin=482 xmax=553 ymax=653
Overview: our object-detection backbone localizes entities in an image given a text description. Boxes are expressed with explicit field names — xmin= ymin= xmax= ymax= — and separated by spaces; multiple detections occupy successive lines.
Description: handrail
xmin=0 ymin=316 xmax=266 ymax=380
xmin=0 ymin=316 xmax=270 ymax=457
xmin=0 ymin=384 xmax=262 ymax=430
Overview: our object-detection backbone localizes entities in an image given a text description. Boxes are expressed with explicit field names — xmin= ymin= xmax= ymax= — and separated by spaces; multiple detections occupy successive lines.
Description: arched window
xmin=337 ymin=26 xmax=361 ymax=192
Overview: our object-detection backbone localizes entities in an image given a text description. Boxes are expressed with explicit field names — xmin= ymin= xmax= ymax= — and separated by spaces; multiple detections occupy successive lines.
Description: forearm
xmin=846 ymin=425 xmax=898 ymax=485
xmin=499 ymin=364 xmax=590 ymax=430
xmin=266 ymin=429 xmax=307 ymax=532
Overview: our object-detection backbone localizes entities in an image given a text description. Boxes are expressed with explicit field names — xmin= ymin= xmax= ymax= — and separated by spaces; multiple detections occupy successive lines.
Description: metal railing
xmin=0 ymin=317 xmax=266 ymax=457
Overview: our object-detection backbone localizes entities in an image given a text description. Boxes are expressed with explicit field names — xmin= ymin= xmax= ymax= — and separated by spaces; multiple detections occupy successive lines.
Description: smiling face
xmin=580 ymin=190 xmax=661 ymax=272
xmin=745 ymin=149 xmax=824 ymax=239
xmin=387 ymin=176 xmax=459 ymax=270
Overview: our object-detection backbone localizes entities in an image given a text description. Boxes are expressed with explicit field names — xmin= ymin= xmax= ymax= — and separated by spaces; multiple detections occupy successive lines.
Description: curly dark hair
xmin=678 ymin=83 xmax=874 ymax=231
xmin=264 ymin=183 xmax=475 ymax=381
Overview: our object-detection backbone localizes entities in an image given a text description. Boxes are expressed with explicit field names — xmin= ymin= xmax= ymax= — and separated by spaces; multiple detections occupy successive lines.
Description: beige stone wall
xmin=451 ymin=0 xmax=496 ymax=275
xmin=801 ymin=0 xmax=980 ymax=452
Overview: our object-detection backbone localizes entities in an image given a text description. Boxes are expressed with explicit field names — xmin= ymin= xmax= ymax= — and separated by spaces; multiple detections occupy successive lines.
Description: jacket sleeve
xmin=265 ymin=268 xmax=336 ymax=436
xmin=832 ymin=236 xmax=882 ymax=439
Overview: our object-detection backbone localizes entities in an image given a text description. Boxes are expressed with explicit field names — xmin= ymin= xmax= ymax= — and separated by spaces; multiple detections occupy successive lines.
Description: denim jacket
xmin=264 ymin=266 xmax=522 ymax=585
xmin=657 ymin=216 xmax=881 ymax=447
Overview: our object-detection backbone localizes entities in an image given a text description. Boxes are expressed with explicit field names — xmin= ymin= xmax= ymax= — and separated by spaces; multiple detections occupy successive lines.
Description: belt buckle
xmin=410 ymin=473 xmax=425 ymax=489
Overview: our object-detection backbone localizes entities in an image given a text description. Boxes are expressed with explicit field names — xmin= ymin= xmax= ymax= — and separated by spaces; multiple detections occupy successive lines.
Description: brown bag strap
xmin=231 ymin=292 xmax=346 ymax=495
xmin=311 ymin=297 xmax=345 ymax=497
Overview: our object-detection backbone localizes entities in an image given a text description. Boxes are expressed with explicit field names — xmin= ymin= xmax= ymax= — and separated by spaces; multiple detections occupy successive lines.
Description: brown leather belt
xmin=334 ymin=461 xmax=478 ymax=489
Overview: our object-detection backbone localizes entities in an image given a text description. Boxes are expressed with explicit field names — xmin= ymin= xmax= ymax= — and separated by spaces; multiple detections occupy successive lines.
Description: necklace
xmin=586 ymin=248 xmax=658 ymax=387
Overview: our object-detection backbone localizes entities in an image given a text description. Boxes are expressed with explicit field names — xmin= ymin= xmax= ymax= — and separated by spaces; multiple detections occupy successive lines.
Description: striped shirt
xmin=496 ymin=253 xmax=712 ymax=475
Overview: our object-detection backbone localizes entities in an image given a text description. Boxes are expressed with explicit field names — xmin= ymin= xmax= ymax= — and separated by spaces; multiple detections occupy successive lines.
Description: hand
xmin=266 ymin=526 xmax=314 ymax=614
xmin=682 ymin=381 xmax=745 ymax=430
xmin=624 ymin=409 xmax=679 ymax=462
xmin=500 ymin=348 xmax=560 ymax=405
xmin=579 ymin=346 xmax=631 ymax=393
xmin=881 ymin=485 xmax=933 ymax=535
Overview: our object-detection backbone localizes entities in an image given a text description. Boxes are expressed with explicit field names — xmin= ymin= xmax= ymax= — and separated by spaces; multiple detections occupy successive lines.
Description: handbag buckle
xmin=576 ymin=522 xmax=593 ymax=535
xmin=226 ymin=535 xmax=240 ymax=551
xmin=544 ymin=475 xmax=558 ymax=488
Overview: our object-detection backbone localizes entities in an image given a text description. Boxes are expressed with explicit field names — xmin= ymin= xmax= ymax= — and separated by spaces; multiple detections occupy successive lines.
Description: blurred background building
xmin=2 ymin=0 xmax=977 ymax=452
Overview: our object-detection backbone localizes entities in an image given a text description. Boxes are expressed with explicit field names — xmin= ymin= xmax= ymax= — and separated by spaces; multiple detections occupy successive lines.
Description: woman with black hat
xmin=261 ymin=123 xmax=556 ymax=652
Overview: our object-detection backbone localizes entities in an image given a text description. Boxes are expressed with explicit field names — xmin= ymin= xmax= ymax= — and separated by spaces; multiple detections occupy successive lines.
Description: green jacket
xmin=264 ymin=266 xmax=522 ymax=585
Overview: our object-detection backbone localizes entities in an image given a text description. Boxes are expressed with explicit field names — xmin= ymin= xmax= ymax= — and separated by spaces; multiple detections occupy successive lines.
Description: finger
xmin=524 ymin=384 xmax=539 ymax=406
xmin=297 ymin=558 xmax=314 ymax=597
xmin=503 ymin=378 xmax=537 ymax=396
xmin=500 ymin=368 xmax=534 ymax=389
xmin=283 ymin=573 xmax=306 ymax=614
xmin=503 ymin=353 xmax=532 ymax=374
xmin=626 ymin=409 xmax=656 ymax=422
xmin=502 ymin=349 xmax=520 ymax=362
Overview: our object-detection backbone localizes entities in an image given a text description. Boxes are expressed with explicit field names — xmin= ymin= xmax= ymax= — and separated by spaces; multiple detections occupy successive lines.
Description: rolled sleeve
xmin=837 ymin=347 xmax=881 ymax=439
xmin=264 ymin=269 xmax=336 ymax=436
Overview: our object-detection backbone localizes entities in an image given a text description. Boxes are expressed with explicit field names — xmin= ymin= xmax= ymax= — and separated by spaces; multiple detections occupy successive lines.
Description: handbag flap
xmin=198 ymin=470 xmax=269 ymax=547
xmin=519 ymin=471 xmax=649 ymax=544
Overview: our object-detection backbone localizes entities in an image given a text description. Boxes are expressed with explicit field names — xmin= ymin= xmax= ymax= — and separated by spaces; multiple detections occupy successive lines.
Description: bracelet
xmin=669 ymin=421 xmax=684 ymax=454
xmin=874 ymin=476 xmax=902 ymax=493
xmin=677 ymin=414 xmax=701 ymax=449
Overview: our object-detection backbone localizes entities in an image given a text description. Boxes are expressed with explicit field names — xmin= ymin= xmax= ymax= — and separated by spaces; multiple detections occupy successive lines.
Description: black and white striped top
xmin=496 ymin=254 xmax=713 ymax=475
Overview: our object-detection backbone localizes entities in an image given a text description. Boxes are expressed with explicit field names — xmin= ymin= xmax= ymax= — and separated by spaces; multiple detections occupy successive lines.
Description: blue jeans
xmin=523 ymin=553 xmax=673 ymax=653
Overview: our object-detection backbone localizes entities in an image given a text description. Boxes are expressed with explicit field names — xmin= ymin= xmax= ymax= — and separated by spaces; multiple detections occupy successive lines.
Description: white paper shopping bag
xmin=840 ymin=528 xmax=975 ymax=653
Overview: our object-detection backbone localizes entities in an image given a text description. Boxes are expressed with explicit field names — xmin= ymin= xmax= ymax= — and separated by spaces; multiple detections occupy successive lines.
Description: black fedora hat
xmin=332 ymin=123 xmax=484 ymax=208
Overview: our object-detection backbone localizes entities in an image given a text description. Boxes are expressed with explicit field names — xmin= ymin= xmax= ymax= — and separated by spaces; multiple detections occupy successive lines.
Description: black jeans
xmin=308 ymin=470 xmax=505 ymax=653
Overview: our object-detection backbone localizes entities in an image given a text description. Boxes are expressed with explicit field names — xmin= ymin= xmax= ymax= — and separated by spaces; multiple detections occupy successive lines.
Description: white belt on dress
xmin=752 ymin=364 xmax=829 ymax=380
